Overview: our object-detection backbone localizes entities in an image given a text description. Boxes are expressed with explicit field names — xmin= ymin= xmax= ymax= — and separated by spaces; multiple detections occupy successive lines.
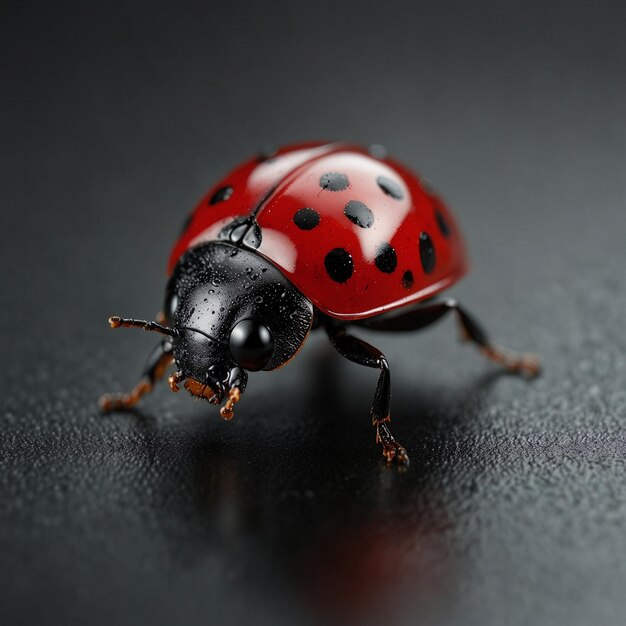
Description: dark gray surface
xmin=2 ymin=2 xmax=626 ymax=625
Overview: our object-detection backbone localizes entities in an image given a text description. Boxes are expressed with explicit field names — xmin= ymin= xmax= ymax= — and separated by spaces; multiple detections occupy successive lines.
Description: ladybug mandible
xmin=101 ymin=142 xmax=540 ymax=465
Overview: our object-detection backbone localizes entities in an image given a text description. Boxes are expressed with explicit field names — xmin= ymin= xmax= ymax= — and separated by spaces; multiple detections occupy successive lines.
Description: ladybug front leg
xmin=99 ymin=340 xmax=174 ymax=411
xmin=326 ymin=324 xmax=409 ymax=466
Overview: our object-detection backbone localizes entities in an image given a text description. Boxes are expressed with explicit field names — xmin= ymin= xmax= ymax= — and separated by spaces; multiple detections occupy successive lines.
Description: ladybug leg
xmin=451 ymin=302 xmax=541 ymax=376
xmin=361 ymin=298 xmax=540 ymax=377
xmin=99 ymin=340 xmax=174 ymax=412
xmin=326 ymin=324 xmax=409 ymax=466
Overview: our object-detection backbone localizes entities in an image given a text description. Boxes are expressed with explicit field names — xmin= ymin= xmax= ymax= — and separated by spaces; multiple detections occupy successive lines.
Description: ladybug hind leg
xmin=361 ymin=298 xmax=541 ymax=377
xmin=99 ymin=340 xmax=174 ymax=411
xmin=450 ymin=301 xmax=541 ymax=376
xmin=325 ymin=324 xmax=408 ymax=466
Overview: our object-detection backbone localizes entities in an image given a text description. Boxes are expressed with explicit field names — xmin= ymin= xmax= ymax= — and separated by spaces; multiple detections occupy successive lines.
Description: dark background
xmin=2 ymin=2 xmax=626 ymax=625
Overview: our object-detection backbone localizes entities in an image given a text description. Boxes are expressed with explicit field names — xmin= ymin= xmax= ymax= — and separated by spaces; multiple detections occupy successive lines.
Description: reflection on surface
xmin=299 ymin=495 xmax=451 ymax=623
xmin=184 ymin=442 xmax=454 ymax=625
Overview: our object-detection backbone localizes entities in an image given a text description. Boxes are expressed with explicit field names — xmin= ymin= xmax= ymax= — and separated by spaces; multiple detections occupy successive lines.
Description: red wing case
xmin=170 ymin=143 xmax=468 ymax=320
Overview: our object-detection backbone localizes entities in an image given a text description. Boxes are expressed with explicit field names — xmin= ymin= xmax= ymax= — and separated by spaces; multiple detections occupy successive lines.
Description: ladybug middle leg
xmin=361 ymin=298 xmax=541 ymax=377
xmin=99 ymin=340 xmax=174 ymax=412
xmin=325 ymin=324 xmax=409 ymax=466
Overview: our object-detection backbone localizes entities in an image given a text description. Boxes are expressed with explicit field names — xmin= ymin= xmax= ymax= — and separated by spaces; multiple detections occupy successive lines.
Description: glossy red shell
xmin=169 ymin=143 xmax=468 ymax=320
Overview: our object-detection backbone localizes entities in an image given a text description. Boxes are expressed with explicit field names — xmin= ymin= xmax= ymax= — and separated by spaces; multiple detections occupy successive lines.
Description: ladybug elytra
xmin=101 ymin=142 xmax=540 ymax=465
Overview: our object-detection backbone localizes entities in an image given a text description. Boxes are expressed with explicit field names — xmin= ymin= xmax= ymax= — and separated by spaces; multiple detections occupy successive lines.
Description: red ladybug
xmin=101 ymin=142 xmax=540 ymax=465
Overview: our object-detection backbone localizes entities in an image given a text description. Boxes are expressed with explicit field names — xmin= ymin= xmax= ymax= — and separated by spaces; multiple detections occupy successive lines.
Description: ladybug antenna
xmin=107 ymin=315 xmax=178 ymax=337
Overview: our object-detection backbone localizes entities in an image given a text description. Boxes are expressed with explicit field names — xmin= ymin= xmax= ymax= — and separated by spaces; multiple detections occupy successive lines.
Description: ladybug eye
xmin=229 ymin=319 xmax=274 ymax=371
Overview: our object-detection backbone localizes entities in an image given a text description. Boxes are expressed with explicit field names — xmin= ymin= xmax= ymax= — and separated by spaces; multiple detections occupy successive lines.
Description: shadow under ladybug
xmin=100 ymin=142 xmax=540 ymax=465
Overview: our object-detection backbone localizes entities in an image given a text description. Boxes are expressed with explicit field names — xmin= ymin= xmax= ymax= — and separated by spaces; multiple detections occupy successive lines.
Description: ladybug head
xmin=163 ymin=242 xmax=313 ymax=417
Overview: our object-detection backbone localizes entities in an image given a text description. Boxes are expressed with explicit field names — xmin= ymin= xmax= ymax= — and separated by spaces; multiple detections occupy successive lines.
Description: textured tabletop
xmin=2 ymin=2 xmax=626 ymax=625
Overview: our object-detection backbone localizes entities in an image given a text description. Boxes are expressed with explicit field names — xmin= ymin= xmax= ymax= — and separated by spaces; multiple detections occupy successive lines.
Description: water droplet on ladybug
xmin=255 ymin=296 xmax=263 ymax=304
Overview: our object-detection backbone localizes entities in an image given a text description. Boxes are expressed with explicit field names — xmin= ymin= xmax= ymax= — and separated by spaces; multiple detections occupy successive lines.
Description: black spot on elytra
xmin=293 ymin=207 xmax=320 ymax=230
xmin=209 ymin=186 xmax=233 ymax=205
xmin=435 ymin=209 xmax=451 ymax=237
xmin=324 ymin=248 xmax=353 ymax=283
xmin=376 ymin=175 xmax=404 ymax=200
xmin=375 ymin=243 xmax=397 ymax=274
xmin=344 ymin=200 xmax=374 ymax=228
xmin=419 ymin=232 xmax=436 ymax=274
xmin=402 ymin=270 xmax=414 ymax=289
xmin=320 ymin=172 xmax=349 ymax=192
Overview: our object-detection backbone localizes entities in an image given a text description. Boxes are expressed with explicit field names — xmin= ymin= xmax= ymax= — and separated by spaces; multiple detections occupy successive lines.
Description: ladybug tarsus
xmin=479 ymin=347 xmax=541 ymax=378
xmin=99 ymin=378 xmax=152 ymax=412
xmin=377 ymin=422 xmax=409 ymax=466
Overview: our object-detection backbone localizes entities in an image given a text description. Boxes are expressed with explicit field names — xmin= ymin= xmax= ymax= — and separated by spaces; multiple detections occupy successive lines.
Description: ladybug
xmin=100 ymin=142 xmax=540 ymax=465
